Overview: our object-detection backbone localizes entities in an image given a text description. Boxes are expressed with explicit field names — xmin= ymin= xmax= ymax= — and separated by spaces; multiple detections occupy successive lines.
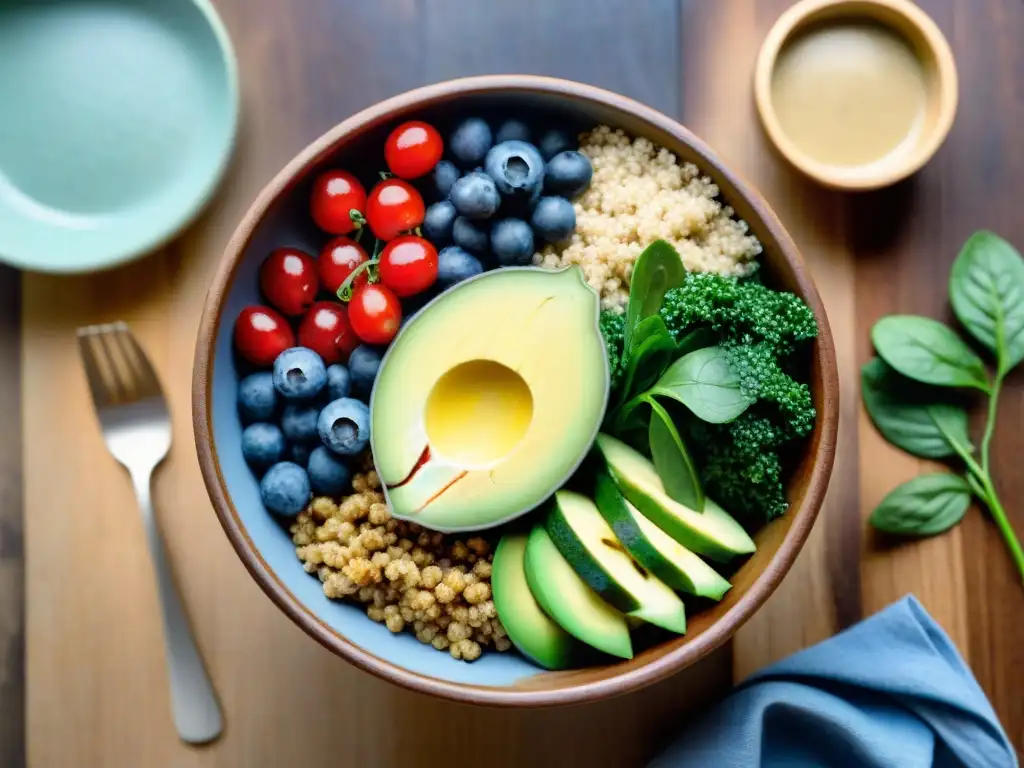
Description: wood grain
xmin=19 ymin=0 xmax=1024 ymax=763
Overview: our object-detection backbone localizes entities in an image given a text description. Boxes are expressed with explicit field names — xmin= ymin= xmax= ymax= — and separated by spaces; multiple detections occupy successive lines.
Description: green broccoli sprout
xmin=658 ymin=272 xmax=817 ymax=523
xmin=598 ymin=271 xmax=817 ymax=523
xmin=599 ymin=311 xmax=626 ymax=392
xmin=660 ymin=272 xmax=818 ymax=357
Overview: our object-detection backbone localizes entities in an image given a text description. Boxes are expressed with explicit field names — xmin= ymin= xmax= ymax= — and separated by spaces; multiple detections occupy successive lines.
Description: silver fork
xmin=77 ymin=322 xmax=223 ymax=745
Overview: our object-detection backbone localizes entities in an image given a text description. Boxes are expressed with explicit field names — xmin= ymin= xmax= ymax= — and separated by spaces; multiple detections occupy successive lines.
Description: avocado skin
xmin=544 ymin=496 xmax=639 ymax=615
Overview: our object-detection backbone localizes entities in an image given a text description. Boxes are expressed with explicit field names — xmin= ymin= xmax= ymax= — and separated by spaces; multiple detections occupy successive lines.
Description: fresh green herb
xmin=871 ymin=315 xmax=990 ymax=392
xmin=623 ymin=240 xmax=686 ymax=355
xmin=864 ymin=230 xmax=1024 ymax=586
xmin=646 ymin=346 xmax=751 ymax=424
xmin=601 ymin=266 xmax=819 ymax=522
xmin=647 ymin=397 xmax=704 ymax=511
xmin=949 ymin=230 xmax=1024 ymax=373
xmin=616 ymin=315 xmax=676 ymax=410
xmin=869 ymin=474 xmax=972 ymax=537
xmin=861 ymin=357 xmax=972 ymax=459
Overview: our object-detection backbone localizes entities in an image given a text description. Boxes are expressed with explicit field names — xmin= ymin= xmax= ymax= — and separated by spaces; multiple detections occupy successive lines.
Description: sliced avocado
xmin=524 ymin=524 xmax=632 ymax=659
xmin=593 ymin=465 xmax=731 ymax=600
xmin=594 ymin=434 xmax=756 ymax=562
xmin=545 ymin=490 xmax=687 ymax=634
xmin=371 ymin=266 xmax=609 ymax=532
xmin=492 ymin=533 xmax=578 ymax=670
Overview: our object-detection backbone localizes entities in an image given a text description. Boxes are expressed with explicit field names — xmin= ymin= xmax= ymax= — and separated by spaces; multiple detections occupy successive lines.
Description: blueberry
xmin=544 ymin=150 xmax=593 ymax=200
xmin=289 ymin=442 xmax=313 ymax=467
xmin=260 ymin=462 xmax=310 ymax=516
xmin=325 ymin=364 xmax=351 ymax=400
xmin=449 ymin=171 xmax=500 ymax=220
xmin=495 ymin=119 xmax=531 ymax=144
xmin=538 ymin=129 xmax=575 ymax=161
xmin=437 ymin=246 xmax=484 ymax=290
xmin=483 ymin=141 xmax=545 ymax=204
xmin=318 ymin=398 xmax=371 ymax=456
xmin=307 ymin=446 xmax=352 ymax=495
xmin=423 ymin=200 xmax=457 ymax=244
xmin=280 ymin=403 xmax=320 ymax=444
xmin=490 ymin=218 xmax=535 ymax=266
xmin=531 ymin=196 xmax=576 ymax=243
xmin=348 ymin=345 xmax=383 ymax=399
xmin=237 ymin=372 xmax=277 ymax=423
xmin=272 ymin=347 xmax=327 ymax=400
xmin=432 ymin=160 xmax=461 ymax=199
xmin=452 ymin=216 xmax=489 ymax=255
xmin=449 ymin=117 xmax=492 ymax=168
xmin=241 ymin=423 xmax=286 ymax=470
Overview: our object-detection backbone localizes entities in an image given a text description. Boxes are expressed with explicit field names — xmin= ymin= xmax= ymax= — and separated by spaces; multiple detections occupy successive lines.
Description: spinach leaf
xmin=649 ymin=346 xmax=751 ymax=424
xmin=623 ymin=240 xmax=685 ymax=354
xmin=949 ymin=230 xmax=1024 ymax=374
xmin=647 ymin=397 xmax=704 ymax=511
xmin=861 ymin=358 xmax=973 ymax=459
xmin=617 ymin=316 xmax=676 ymax=407
xmin=871 ymin=315 xmax=990 ymax=392
xmin=869 ymin=473 xmax=971 ymax=537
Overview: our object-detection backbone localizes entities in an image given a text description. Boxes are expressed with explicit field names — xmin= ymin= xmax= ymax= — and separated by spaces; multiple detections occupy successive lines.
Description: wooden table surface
xmin=3 ymin=0 xmax=1022 ymax=765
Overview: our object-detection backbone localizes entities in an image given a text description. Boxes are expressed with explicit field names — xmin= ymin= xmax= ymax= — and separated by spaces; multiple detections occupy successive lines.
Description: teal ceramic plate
xmin=0 ymin=0 xmax=239 ymax=273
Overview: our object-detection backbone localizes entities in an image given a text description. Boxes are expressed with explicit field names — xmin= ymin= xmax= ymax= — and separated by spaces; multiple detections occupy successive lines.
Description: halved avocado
xmin=545 ymin=490 xmax=687 ymax=634
xmin=594 ymin=434 xmax=755 ymax=562
xmin=371 ymin=267 xmax=609 ymax=532
xmin=524 ymin=524 xmax=632 ymax=659
xmin=492 ymin=533 xmax=578 ymax=670
xmin=593 ymin=464 xmax=731 ymax=600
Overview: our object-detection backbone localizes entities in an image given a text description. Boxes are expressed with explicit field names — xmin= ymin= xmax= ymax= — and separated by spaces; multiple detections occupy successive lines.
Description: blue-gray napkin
xmin=650 ymin=595 xmax=1017 ymax=768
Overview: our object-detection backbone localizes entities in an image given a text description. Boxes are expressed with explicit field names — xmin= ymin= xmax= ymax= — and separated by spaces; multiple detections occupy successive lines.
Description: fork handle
xmin=132 ymin=470 xmax=224 ymax=744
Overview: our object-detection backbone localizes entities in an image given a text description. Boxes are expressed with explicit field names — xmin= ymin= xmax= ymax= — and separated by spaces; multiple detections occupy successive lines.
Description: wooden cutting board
xmin=22 ymin=1 xmax=1023 ymax=765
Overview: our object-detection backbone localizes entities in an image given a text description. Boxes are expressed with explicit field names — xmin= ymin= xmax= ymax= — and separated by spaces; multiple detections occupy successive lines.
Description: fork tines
xmin=77 ymin=322 xmax=164 ymax=407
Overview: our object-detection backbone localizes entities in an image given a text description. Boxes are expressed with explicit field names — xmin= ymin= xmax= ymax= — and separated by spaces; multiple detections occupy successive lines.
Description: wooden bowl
xmin=193 ymin=75 xmax=839 ymax=707
xmin=754 ymin=0 xmax=958 ymax=191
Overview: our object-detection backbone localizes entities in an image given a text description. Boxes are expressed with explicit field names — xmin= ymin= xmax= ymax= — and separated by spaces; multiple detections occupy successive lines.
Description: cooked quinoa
xmin=534 ymin=125 xmax=762 ymax=312
xmin=290 ymin=455 xmax=509 ymax=662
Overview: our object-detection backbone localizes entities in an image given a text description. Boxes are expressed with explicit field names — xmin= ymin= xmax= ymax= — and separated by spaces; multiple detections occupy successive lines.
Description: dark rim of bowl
xmin=192 ymin=74 xmax=840 ymax=708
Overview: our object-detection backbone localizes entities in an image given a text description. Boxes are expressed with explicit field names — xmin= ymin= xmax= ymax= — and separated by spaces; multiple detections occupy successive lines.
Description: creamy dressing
xmin=771 ymin=21 xmax=928 ymax=168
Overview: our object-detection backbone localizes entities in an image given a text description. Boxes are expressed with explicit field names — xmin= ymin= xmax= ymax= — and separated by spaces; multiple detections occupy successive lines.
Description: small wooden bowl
xmin=193 ymin=75 xmax=839 ymax=707
xmin=754 ymin=0 xmax=958 ymax=191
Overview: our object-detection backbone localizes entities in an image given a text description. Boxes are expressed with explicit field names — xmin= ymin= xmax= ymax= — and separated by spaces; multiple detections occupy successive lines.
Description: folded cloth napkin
xmin=649 ymin=595 xmax=1017 ymax=768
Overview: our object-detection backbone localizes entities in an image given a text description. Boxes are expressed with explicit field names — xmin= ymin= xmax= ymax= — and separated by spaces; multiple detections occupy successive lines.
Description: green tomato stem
xmin=979 ymin=478 xmax=1024 ymax=585
xmin=980 ymin=370 xmax=1003 ymax=476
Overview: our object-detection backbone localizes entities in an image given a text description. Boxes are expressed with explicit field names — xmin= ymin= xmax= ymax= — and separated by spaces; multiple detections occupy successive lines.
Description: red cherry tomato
xmin=234 ymin=306 xmax=296 ymax=367
xmin=365 ymin=179 xmax=425 ymax=241
xmin=378 ymin=236 xmax=439 ymax=297
xmin=384 ymin=121 xmax=443 ymax=180
xmin=259 ymin=247 xmax=318 ymax=316
xmin=348 ymin=283 xmax=402 ymax=345
xmin=297 ymin=301 xmax=360 ymax=364
xmin=318 ymin=236 xmax=370 ymax=296
xmin=310 ymin=170 xmax=367 ymax=235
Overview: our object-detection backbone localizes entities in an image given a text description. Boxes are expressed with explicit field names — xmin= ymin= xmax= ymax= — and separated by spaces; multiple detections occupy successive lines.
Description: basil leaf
xmin=624 ymin=240 xmax=685 ymax=354
xmin=872 ymin=315 xmax=990 ymax=392
xmin=861 ymin=358 xmax=973 ymax=459
xmin=647 ymin=397 xmax=704 ymax=511
xmin=649 ymin=346 xmax=751 ymax=424
xmin=618 ymin=316 xmax=676 ymax=406
xmin=869 ymin=473 xmax=971 ymax=536
xmin=949 ymin=230 xmax=1024 ymax=374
